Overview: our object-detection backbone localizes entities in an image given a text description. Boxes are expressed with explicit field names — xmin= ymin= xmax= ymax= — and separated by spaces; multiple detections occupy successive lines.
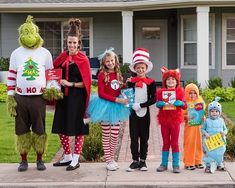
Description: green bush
xmin=0 ymin=83 xmax=7 ymax=102
xmin=207 ymin=77 xmax=223 ymax=89
xmin=202 ymin=87 xmax=235 ymax=102
xmin=120 ymin=63 xmax=130 ymax=75
xmin=91 ymin=84 xmax=98 ymax=93
xmin=229 ymin=77 xmax=235 ymax=88
xmin=226 ymin=122 xmax=235 ymax=158
xmin=0 ymin=57 xmax=9 ymax=71
xmin=82 ymin=123 xmax=103 ymax=161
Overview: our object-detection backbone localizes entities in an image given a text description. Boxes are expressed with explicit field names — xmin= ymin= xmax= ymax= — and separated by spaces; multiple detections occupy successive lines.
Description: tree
xmin=22 ymin=57 xmax=39 ymax=80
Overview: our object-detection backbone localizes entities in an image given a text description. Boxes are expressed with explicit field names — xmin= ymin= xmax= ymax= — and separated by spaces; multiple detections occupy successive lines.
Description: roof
xmin=0 ymin=0 xmax=143 ymax=2
xmin=1 ymin=0 xmax=235 ymax=12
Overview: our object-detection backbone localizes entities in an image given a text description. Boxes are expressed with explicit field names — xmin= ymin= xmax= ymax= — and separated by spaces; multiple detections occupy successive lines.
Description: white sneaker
xmin=112 ymin=160 xmax=119 ymax=169
xmin=210 ymin=160 xmax=217 ymax=174
xmin=106 ymin=162 xmax=117 ymax=171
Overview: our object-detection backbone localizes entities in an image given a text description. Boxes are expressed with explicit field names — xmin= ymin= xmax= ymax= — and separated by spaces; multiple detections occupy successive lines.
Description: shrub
xmin=120 ymin=63 xmax=130 ymax=75
xmin=91 ymin=83 xmax=98 ymax=93
xmin=0 ymin=57 xmax=9 ymax=71
xmin=226 ymin=122 xmax=235 ymax=158
xmin=229 ymin=77 xmax=235 ymax=88
xmin=0 ymin=83 xmax=7 ymax=102
xmin=82 ymin=123 xmax=103 ymax=161
xmin=207 ymin=77 xmax=223 ymax=89
xmin=202 ymin=87 xmax=235 ymax=102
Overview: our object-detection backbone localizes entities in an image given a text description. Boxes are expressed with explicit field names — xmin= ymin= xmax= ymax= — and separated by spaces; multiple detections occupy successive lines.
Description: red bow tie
xmin=131 ymin=77 xmax=153 ymax=88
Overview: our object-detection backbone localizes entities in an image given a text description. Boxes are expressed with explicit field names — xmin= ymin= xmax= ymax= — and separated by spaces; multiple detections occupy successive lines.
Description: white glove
xmin=132 ymin=103 xmax=141 ymax=111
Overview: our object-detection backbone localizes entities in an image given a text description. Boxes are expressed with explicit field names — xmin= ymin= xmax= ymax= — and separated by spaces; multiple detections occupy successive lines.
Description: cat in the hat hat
xmin=156 ymin=66 xmax=187 ymax=173
xmin=126 ymin=48 xmax=156 ymax=172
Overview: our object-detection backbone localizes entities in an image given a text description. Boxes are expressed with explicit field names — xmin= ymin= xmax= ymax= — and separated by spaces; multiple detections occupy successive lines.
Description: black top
xmin=52 ymin=63 xmax=89 ymax=136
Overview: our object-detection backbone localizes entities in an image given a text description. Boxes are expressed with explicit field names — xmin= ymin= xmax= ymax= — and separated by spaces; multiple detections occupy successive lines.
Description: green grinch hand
xmin=7 ymin=95 xmax=17 ymax=117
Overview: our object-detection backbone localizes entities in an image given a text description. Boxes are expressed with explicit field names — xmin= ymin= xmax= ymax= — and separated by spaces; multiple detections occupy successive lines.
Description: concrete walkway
xmin=0 ymin=106 xmax=235 ymax=187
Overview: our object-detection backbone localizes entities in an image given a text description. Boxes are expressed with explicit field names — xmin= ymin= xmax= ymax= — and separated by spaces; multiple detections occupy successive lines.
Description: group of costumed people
xmin=7 ymin=15 xmax=91 ymax=171
xmin=7 ymin=15 xmax=227 ymax=174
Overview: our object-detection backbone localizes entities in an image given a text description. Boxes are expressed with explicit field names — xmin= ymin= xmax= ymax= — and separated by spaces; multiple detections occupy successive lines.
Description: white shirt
xmin=7 ymin=46 xmax=53 ymax=95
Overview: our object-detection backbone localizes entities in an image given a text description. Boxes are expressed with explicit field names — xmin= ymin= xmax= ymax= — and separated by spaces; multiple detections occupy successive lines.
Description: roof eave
xmin=1 ymin=1 xmax=235 ymax=13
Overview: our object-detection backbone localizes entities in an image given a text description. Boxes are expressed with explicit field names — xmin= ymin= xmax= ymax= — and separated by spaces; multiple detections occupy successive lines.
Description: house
xmin=0 ymin=0 xmax=235 ymax=87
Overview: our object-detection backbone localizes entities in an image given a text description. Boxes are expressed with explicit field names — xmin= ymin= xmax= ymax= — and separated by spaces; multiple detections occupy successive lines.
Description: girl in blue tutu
xmin=88 ymin=48 xmax=129 ymax=171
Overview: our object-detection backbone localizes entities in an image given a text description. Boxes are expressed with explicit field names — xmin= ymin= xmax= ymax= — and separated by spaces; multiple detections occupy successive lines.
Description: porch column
xmin=122 ymin=11 xmax=133 ymax=64
xmin=197 ymin=6 xmax=210 ymax=88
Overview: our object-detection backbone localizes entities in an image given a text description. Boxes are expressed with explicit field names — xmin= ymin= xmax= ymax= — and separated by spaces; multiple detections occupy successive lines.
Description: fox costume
xmin=156 ymin=67 xmax=187 ymax=173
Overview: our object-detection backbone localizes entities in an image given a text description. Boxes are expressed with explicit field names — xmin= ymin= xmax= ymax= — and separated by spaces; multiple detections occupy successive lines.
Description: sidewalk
xmin=0 ymin=107 xmax=235 ymax=187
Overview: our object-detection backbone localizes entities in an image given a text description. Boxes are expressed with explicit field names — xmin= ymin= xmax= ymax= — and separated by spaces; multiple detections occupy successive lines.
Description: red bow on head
xmin=131 ymin=77 xmax=153 ymax=88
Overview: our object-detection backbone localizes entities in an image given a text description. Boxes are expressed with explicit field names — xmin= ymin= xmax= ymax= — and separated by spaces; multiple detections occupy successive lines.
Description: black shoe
xmin=185 ymin=166 xmax=196 ymax=170
xmin=37 ymin=160 xmax=46 ymax=171
xmin=18 ymin=160 xmax=28 ymax=172
xmin=126 ymin=161 xmax=139 ymax=172
xmin=53 ymin=160 xmax=72 ymax=167
xmin=139 ymin=160 xmax=148 ymax=171
xmin=66 ymin=162 xmax=80 ymax=171
xmin=195 ymin=164 xmax=204 ymax=169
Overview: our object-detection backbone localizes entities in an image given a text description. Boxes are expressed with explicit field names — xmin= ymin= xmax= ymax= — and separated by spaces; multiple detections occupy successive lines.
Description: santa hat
xmin=161 ymin=66 xmax=181 ymax=88
xmin=129 ymin=48 xmax=153 ymax=74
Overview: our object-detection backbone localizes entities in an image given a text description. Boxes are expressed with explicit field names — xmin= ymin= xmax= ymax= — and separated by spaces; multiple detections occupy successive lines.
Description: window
xmin=181 ymin=15 xmax=215 ymax=68
xmin=222 ymin=14 xmax=235 ymax=69
xmin=36 ymin=18 xmax=92 ymax=60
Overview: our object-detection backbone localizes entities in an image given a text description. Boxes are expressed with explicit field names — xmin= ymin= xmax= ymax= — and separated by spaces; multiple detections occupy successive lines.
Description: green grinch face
xmin=18 ymin=15 xmax=43 ymax=49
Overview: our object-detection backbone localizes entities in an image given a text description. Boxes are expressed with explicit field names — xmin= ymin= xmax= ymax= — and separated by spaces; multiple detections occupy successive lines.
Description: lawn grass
xmin=221 ymin=101 xmax=235 ymax=122
xmin=0 ymin=103 xmax=60 ymax=163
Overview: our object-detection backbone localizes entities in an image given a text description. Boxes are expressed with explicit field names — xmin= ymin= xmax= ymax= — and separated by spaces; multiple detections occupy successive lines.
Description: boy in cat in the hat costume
xmin=126 ymin=48 xmax=156 ymax=172
xmin=156 ymin=67 xmax=187 ymax=173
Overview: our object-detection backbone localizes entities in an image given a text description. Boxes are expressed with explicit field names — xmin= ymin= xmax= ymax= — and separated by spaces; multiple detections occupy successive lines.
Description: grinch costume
xmin=7 ymin=15 xmax=53 ymax=171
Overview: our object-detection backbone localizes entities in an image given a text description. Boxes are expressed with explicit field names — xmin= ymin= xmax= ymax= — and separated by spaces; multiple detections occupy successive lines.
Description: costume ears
xmin=161 ymin=66 xmax=180 ymax=73
xmin=161 ymin=66 xmax=168 ymax=73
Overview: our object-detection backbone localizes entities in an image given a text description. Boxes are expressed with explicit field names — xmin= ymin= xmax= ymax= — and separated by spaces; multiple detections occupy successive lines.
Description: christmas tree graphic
xmin=22 ymin=57 xmax=40 ymax=80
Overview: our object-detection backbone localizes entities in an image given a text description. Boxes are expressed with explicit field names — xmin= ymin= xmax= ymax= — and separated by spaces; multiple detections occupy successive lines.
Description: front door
xmin=135 ymin=19 xmax=168 ymax=81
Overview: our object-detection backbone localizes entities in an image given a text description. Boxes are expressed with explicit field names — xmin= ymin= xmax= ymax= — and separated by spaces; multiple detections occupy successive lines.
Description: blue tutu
xmin=88 ymin=94 xmax=130 ymax=124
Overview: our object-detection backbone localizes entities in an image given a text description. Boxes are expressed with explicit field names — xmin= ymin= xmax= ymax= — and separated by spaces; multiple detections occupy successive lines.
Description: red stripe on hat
xmin=133 ymin=53 xmax=149 ymax=60
xmin=134 ymin=48 xmax=148 ymax=53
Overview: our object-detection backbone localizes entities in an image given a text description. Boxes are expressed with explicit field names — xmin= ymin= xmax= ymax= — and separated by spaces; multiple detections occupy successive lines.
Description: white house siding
xmin=179 ymin=7 xmax=235 ymax=86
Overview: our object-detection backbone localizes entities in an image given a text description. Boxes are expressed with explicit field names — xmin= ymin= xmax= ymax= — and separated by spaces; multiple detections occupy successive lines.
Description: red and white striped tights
xmin=101 ymin=124 xmax=120 ymax=163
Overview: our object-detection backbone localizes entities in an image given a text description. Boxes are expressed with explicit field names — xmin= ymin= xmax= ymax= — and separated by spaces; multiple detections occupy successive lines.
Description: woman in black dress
xmin=52 ymin=18 xmax=91 ymax=171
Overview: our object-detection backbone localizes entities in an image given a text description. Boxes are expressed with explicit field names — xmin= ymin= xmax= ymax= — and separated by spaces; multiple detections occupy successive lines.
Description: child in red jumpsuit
xmin=156 ymin=67 xmax=187 ymax=173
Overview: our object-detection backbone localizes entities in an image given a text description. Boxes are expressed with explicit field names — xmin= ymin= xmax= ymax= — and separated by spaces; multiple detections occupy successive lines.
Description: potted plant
xmin=0 ymin=57 xmax=10 ymax=84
